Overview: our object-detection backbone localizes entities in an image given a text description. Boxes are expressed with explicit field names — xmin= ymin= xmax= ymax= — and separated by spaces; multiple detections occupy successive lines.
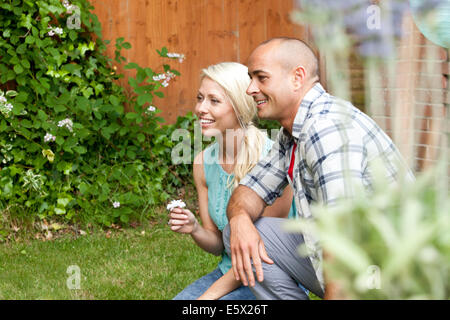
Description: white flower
xmin=147 ymin=106 xmax=156 ymax=112
xmin=62 ymin=0 xmax=75 ymax=12
xmin=48 ymin=26 xmax=63 ymax=37
xmin=44 ymin=133 xmax=56 ymax=143
xmin=152 ymin=74 xmax=166 ymax=81
xmin=167 ymin=199 xmax=186 ymax=211
xmin=0 ymin=96 xmax=7 ymax=103
xmin=113 ymin=201 xmax=120 ymax=208
xmin=167 ymin=52 xmax=185 ymax=63
xmin=54 ymin=27 xmax=63 ymax=35
xmin=0 ymin=101 xmax=13 ymax=116
xmin=57 ymin=118 xmax=73 ymax=132
xmin=161 ymin=81 xmax=169 ymax=87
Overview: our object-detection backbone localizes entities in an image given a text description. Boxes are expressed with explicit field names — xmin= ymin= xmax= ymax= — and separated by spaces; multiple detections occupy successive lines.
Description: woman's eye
xmin=196 ymin=95 xmax=203 ymax=102
xmin=211 ymin=99 xmax=220 ymax=104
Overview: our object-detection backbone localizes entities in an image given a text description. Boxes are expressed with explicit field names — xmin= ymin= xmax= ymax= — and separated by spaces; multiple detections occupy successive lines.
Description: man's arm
xmin=227 ymin=185 xmax=274 ymax=287
xmin=226 ymin=135 xmax=289 ymax=287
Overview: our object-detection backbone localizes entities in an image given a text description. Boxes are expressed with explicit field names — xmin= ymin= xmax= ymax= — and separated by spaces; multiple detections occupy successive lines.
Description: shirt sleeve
xmin=239 ymin=137 xmax=289 ymax=206
xmin=304 ymin=117 xmax=366 ymax=205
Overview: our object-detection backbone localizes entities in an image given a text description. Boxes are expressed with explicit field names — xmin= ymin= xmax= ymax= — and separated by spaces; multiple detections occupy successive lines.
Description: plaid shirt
xmin=240 ymin=83 xmax=413 ymax=289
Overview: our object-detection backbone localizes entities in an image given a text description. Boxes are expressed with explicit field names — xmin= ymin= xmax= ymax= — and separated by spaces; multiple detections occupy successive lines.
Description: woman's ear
xmin=292 ymin=65 xmax=306 ymax=91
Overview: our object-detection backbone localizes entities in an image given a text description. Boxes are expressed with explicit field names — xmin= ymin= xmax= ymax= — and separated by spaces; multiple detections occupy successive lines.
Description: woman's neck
xmin=218 ymin=127 xmax=245 ymax=167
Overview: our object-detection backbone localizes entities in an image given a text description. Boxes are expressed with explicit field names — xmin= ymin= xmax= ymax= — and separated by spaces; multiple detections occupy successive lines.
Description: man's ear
xmin=292 ymin=65 xmax=306 ymax=90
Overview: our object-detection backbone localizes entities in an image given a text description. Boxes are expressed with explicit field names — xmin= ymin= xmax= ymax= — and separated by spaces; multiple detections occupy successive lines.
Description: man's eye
xmin=258 ymin=76 xmax=267 ymax=81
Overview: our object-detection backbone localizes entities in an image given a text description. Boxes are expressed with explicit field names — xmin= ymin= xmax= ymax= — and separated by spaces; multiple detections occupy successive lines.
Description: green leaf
xmin=124 ymin=62 xmax=139 ymax=70
xmin=13 ymin=64 xmax=24 ymax=74
xmin=57 ymin=197 xmax=71 ymax=208
xmin=125 ymin=112 xmax=138 ymax=120
xmin=69 ymin=30 xmax=77 ymax=41
xmin=21 ymin=59 xmax=31 ymax=69
xmin=73 ymin=146 xmax=87 ymax=154
xmin=76 ymin=96 xmax=90 ymax=113
xmin=137 ymin=133 xmax=145 ymax=143
xmin=137 ymin=93 xmax=152 ymax=106
xmin=109 ymin=95 xmax=119 ymax=106
xmin=54 ymin=207 xmax=66 ymax=215
xmin=55 ymin=136 xmax=64 ymax=145
xmin=25 ymin=35 xmax=34 ymax=44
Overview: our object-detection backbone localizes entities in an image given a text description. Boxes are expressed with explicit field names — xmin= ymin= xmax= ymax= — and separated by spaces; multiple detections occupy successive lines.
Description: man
xmin=224 ymin=37 xmax=413 ymax=299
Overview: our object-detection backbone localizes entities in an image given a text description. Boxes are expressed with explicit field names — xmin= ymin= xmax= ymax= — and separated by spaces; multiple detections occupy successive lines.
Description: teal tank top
xmin=203 ymin=136 xmax=297 ymax=275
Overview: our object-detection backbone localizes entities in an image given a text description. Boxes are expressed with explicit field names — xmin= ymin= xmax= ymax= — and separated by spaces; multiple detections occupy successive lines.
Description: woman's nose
xmin=195 ymin=100 xmax=208 ymax=115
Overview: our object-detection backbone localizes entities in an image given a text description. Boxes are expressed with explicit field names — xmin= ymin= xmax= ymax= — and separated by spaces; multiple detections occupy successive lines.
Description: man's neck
xmin=280 ymin=82 xmax=316 ymax=135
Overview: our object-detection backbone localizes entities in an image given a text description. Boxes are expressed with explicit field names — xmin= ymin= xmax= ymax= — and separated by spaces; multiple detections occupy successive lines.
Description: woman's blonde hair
xmin=201 ymin=62 xmax=267 ymax=190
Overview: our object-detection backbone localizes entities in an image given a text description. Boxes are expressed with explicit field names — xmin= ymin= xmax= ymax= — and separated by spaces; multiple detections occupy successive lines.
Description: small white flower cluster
xmin=145 ymin=105 xmax=156 ymax=114
xmin=167 ymin=52 xmax=185 ymax=63
xmin=167 ymin=199 xmax=186 ymax=211
xmin=152 ymin=74 xmax=166 ymax=81
xmin=62 ymin=0 xmax=75 ymax=12
xmin=0 ymin=95 xmax=13 ymax=117
xmin=1 ymin=143 xmax=13 ymax=164
xmin=113 ymin=201 xmax=120 ymax=208
xmin=48 ymin=26 xmax=64 ymax=37
xmin=153 ymin=71 xmax=176 ymax=87
xmin=44 ymin=133 xmax=56 ymax=143
xmin=57 ymin=118 xmax=73 ymax=132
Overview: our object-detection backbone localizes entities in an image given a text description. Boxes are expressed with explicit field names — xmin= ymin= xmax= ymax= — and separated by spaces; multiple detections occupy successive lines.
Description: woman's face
xmin=195 ymin=77 xmax=241 ymax=137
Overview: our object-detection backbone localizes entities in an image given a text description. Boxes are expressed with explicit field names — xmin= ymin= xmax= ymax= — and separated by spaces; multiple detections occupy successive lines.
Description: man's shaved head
xmin=253 ymin=37 xmax=319 ymax=82
xmin=245 ymin=37 xmax=321 ymax=127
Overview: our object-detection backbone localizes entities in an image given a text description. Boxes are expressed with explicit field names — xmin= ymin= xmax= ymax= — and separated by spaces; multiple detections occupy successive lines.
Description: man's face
xmin=246 ymin=45 xmax=293 ymax=121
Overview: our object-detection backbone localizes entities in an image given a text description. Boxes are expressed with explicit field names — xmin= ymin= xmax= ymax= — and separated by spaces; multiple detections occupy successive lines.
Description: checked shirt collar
xmin=279 ymin=82 xmax=326 ymax=146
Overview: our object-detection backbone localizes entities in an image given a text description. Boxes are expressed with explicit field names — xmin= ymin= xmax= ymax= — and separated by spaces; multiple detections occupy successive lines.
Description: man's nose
xmin=246 ymin=79 xmax=259 ymax=96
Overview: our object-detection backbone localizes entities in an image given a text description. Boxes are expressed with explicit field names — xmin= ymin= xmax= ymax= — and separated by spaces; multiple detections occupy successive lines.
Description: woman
xmin=170 ymin=62 xmax=296 ymax=300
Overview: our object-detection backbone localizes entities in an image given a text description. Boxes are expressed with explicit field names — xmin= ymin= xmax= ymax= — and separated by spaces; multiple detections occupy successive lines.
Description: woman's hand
xmin=168 ymin=207 xmax=199 ymax=234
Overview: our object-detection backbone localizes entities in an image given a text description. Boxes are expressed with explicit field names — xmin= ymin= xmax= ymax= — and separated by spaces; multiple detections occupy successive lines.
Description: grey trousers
xmin=223 ymin=217 xmax=324 ymax=300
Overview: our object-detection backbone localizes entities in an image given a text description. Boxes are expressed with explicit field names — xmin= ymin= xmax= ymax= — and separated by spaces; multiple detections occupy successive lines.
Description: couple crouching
xmin=168 ymin=37 xmax=412 ymax=300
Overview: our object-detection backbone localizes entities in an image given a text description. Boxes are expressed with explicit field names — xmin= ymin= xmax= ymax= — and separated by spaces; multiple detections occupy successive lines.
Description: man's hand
xmin=229 ymin=214 xmax=273 ymax=287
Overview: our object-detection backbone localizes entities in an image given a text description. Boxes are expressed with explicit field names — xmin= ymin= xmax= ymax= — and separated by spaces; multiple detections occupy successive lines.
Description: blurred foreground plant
xmin=286 ymin=159 xmax=449 ymax=299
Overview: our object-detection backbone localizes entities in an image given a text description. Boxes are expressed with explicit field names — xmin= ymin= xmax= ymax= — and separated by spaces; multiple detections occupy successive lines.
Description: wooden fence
xmin=89 ymin=0 xmax=308 ymax=123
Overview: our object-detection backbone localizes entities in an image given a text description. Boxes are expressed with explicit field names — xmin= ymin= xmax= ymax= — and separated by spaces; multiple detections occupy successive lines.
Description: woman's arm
xmin=169 ymin=151 xmax=224 ymax=256
xmin=261 ymin=185 xmax=294 ymax=218
xmin=197 ymin=269 xmax=241 ymax=300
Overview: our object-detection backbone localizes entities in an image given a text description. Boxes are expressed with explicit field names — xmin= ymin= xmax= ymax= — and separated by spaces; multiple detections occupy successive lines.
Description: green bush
xmin=0 ymin=0 xmax=195 ymax=226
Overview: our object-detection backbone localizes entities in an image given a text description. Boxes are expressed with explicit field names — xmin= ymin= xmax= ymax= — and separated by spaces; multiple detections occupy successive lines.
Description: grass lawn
xmin=0 ymin=219 xmax=220 ymax=300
